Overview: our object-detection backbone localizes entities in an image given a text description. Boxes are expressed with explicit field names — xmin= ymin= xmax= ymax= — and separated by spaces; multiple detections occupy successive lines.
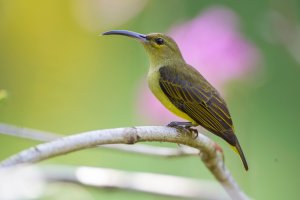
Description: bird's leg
xmin=167 ymin=121 xmax=198 ymax=139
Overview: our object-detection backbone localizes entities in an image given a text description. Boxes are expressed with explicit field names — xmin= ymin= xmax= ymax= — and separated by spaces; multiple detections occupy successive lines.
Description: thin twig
xmin=0 ymin=125 xmax=249 ymax=200
xmin=0 ymin=123 xmax=59 ymax=141
xmin=102 ymin=144 xmax=199 ymax=157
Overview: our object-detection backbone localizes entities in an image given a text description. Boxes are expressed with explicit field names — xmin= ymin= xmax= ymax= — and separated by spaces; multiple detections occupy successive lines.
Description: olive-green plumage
xmin=103 ymin=30 xmax=248 ymax=171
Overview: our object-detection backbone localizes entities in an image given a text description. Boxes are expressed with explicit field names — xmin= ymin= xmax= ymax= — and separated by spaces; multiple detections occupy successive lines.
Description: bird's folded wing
xmin=158 ymin=66 xmax=234 ymax=140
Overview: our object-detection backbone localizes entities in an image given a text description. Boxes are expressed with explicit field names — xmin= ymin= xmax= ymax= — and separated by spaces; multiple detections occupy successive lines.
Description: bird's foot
xmin=167 ymin=121 xmax=198 ymax=139
xmin=167 ymin=121 xmax=193 ymax=127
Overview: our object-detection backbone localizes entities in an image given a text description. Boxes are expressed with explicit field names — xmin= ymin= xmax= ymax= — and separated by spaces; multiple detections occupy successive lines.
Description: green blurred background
xmin=1 ymin=0 xmax=300 ymax=199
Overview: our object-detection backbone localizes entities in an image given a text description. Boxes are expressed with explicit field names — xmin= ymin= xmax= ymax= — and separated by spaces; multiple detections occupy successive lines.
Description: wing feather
xmin=159 ymin=66 xmax=235 ymax=144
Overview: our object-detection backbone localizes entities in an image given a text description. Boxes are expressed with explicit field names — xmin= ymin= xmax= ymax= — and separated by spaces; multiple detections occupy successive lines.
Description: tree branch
xmin=0 ymin=126 xmax=249 ymax=200
xmin=0 ymin=164 xmax=229 ymax=200
xmin=0 ymin=123 xmax=198 ymax=157
xmin=43 ymin=165 xmax=229 ymax=200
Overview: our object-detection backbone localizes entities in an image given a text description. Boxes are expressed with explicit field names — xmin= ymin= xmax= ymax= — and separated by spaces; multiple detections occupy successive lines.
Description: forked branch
xmin=0 ymin=125 xmax=249 ymax=200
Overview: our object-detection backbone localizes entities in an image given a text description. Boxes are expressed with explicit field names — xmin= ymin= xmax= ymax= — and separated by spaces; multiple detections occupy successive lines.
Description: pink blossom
xmin=136 ymin=6 xmax=261 ymax=125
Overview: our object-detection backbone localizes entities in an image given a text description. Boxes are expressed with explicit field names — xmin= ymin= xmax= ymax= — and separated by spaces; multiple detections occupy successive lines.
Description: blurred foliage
xmin=0 ymin=0 xmax=300 ymax=199
xmin=0 ymin=90 xmax=7 ymax=102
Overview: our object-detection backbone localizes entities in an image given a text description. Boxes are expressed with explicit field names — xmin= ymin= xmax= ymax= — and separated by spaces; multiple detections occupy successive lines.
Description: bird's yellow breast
xmin=147 ymin=68 xmax=196 ymax=124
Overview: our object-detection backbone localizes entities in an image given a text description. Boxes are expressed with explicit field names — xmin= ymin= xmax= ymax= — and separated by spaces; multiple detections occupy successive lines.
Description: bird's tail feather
xmin=231 ymin=139 xmax=249 ymax=171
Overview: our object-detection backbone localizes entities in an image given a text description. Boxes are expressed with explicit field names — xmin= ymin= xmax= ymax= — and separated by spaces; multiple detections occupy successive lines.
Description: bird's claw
xmin=167 ymin=121 xmax=193 ymax=127
xmin=167 ymin=121 xmax=179 ymax=127
xmin=167 ymin=121 xmax=198 ymax=139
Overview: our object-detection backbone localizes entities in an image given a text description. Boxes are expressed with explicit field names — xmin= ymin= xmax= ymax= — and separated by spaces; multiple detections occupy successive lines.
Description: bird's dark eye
xmin=155 ymin=38 xmax=164 ymax=45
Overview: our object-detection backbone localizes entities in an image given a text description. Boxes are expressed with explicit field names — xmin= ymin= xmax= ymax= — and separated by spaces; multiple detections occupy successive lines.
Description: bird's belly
xmin=147 ymin=71 xmax=195 ymax=123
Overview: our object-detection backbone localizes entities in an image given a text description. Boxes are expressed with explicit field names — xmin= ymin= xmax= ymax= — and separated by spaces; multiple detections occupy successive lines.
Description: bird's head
xmin=102 ymin=30 xmax=184 ymax=65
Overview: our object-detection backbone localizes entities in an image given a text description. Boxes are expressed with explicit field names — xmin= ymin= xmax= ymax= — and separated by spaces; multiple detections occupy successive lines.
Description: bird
xmin=102 ymin=30 xmax=248 ymax=171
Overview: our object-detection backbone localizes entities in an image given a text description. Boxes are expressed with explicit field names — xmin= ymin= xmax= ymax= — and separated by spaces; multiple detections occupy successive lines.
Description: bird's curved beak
xmin=102 ymin=30 xmax=147 ymax=42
